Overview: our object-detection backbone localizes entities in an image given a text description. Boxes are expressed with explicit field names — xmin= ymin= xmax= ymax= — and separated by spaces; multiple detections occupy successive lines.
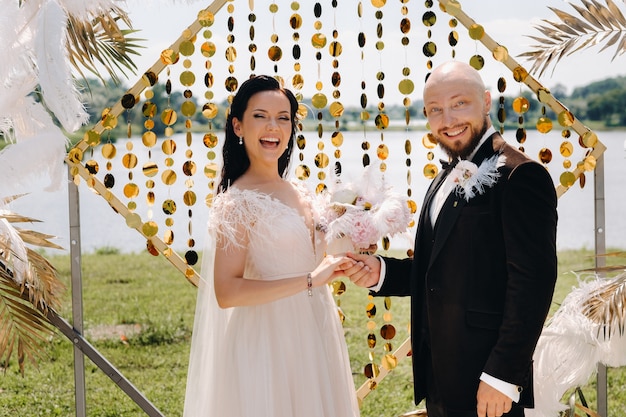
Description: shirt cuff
xmin=480 ymin=372 xmax=521 ymax=403
xmin=367 ymin=255 xmax=386 ymax=292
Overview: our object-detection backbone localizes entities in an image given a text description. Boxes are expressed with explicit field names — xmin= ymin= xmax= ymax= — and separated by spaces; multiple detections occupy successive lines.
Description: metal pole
xmin=594 ymin=153 xmax=608 ymax=417
xmin=64 ymin=167 xmax=164 ymax=416
xmin=68 ymin=166 xmax=86 ymax=417
xmin=44 ymin=306 xmax=165 ymax=416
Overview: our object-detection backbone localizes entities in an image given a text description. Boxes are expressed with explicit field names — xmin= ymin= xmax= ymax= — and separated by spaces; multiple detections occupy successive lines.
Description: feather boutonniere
xmin=450 ymin=154 xmax=506 ymax=201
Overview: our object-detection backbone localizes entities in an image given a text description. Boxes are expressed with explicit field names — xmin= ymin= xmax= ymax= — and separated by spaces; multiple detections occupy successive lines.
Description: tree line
xmin=3 ymin=74 xmax=618 ymax=147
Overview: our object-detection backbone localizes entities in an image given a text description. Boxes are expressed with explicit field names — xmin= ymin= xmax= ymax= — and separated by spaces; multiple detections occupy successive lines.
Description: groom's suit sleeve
xmin=482 ymin=159 xmax=558 ymax=389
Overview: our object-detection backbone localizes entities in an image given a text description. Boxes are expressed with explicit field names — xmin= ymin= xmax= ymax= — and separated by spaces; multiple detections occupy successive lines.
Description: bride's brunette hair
xmin=218 ymin=75 xmax=299 ymax=193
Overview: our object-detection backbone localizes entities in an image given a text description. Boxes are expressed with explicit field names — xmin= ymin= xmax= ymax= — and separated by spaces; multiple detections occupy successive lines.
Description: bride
xmin=183 ymin=75 xmax=360 ymax=417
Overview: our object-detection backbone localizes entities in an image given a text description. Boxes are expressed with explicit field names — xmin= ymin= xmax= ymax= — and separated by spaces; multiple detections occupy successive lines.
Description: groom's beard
xmin=438 ymin=118 xmax=488 ymax=160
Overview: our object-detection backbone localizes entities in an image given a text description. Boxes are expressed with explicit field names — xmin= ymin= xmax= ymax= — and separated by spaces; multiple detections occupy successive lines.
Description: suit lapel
xmin=417 ymin=168 xmax=450 ymax=230
xmin=428 ymin=133 xmax=502 ymax=265
xmin=429 ymin=187 xmax=467 ymax=265
xmin=414 ymin=166 xmax=455 ymax=268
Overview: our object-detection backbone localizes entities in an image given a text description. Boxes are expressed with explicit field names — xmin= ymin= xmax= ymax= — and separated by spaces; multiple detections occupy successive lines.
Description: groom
xmin=343 ymin=61 xmax=558 ymax=417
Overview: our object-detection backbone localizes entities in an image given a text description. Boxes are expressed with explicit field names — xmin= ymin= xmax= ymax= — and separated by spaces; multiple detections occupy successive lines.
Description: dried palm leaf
xmin=16 ymin=229 xmax=64 ymax=251
xmin=65 ymin=5 xmax=144 ymax=85
xmin=0 ymin=263 xmax=56 ymax=375
xmin=575 ymin=265 xmax=626 ymax=273
xmin=519 ymin=0 xmax=626 ymax=78
xmin=0 ymin=213 xmax=41 ymax=224
xmin=1 ymin=199 xmax=63 ymax=251
xmin=593 ymin=250 xmax=626 ymax=258
xmin=573 ymin=251 xmax=626 ymax=273
xmin=0 ymin=203 xmax=65 ymax=374
xmin=581 ymin=271 xmax=626 ymax=339
xmin=0 ymin=195 xmax=29 ymax=206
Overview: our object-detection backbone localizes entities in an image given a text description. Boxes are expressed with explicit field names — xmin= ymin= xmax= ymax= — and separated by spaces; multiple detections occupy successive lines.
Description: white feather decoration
xmin=0 ymin=0 xmax=29 ymax=83
xmin=0 ymin=97 xmax=68 ymax=196
xmin=0 ymin=129 xmax=67 ymax=196
xmin=9 ymin=93 xmax=56 ymax=138
xmin=0 ymin=214 xmax=30 ymax=285
xmin=35 ymin=0 xmax=88 ymax=133
xmin=0 ymin=76 xmax=39 ymax=141
xmin=59 ymin=0 xmax=121 ymax=20
xmin=0 ymin=0 xmax=40 ymax=141
xmin=528 ymin=276 xmax=626 ymax=417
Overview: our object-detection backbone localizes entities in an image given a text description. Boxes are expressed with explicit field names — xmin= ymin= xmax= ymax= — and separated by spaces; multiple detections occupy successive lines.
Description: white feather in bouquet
xmin=320 ymin=166 xmax=412 ymax=251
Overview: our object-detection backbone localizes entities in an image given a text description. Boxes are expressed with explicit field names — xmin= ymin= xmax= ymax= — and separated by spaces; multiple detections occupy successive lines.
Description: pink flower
xmin=350 ymin=217 xmax=380 ymax=249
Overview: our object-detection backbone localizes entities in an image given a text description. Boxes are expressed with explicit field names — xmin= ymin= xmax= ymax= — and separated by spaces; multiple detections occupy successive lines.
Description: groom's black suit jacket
xmin=378 ymin=133 xmax=558 ymax=411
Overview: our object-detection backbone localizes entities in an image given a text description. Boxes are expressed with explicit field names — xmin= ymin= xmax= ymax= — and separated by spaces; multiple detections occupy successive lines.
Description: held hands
xmin=476 ymin=381 xmax=513 ymax=417
xmin=310 ymin=255 xmax=353 ymax=288
xmin=339 ymin=252 xmax=381 ymax=288
xmin=313 ymin=250 xmax=382 ymax=291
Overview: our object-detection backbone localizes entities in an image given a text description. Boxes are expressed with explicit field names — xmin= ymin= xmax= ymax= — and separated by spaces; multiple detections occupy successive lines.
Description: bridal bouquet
xmin=319 ymin=167 xmax=412 ymax=253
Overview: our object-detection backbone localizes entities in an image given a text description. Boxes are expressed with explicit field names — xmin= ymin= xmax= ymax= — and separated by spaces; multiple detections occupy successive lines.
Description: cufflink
xmin=517 ymin=386 xmax=523 ymax=393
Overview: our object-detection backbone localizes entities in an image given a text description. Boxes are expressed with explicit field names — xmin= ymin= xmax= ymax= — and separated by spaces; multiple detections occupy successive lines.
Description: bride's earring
xmin=238 ymin=136 xmax=243 ymax=145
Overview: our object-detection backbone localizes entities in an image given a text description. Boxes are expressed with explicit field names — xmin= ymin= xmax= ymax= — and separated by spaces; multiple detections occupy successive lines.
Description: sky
xmin=119 ymin=0 xmax=626 ymax=106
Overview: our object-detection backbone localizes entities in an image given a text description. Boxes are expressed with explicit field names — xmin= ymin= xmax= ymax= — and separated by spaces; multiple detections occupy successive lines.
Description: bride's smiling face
xmin=232 ymin=90 xmax=293 ymax=166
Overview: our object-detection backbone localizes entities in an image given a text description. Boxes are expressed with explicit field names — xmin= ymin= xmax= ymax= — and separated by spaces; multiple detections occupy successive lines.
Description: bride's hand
xmin=310 ymin=255 xmax=350 ymax=287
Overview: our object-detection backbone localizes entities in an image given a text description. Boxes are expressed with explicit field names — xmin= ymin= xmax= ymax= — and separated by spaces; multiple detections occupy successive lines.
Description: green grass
xmin=0 ymin=248 xmax=625 ymax=416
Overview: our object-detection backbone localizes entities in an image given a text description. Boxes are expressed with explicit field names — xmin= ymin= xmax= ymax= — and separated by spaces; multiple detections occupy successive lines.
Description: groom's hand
xmin=341 ymin=252 xmax=381 ymax=288
xmin=476 ymin=381 xmax=513 ymax=417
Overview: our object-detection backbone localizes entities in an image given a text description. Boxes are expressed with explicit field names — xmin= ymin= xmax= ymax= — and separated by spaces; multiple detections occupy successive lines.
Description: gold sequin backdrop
xmin=65 ymin=0 xmax=605 ymax=399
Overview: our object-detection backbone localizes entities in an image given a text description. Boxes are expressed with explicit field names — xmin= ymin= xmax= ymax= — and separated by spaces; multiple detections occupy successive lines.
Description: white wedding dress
xmin=183 ymin=182 xmax=360 ymax=417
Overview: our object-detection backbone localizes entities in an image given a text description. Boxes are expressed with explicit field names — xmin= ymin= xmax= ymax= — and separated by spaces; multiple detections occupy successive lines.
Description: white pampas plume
xmin=0 ymin=128 xmax=68 ymax=196
xmin=59 ymin=0 xmax=121 ymax=20
xmin=0 ymin=96 xmax=68 ymax=196
xmin=9 ymin=92 xmax=58 ymax=139
xmin=0 ymin=75 xmax=40 ymax=141
xmin=35 ymin=0 xmax=88 ymax=133
xmin=0 ymin=0 xmax=30 ymax=83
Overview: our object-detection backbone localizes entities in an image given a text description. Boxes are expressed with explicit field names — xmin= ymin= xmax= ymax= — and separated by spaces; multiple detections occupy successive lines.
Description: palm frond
xmin=0 ymin=195 xmax=29 ymax=206
xmin=17 ymin=229 xmax=64 ymax=251
xmin=0 ymin=265 xmax=56 ymax=374
xmin=519 ymin=0 xmax=626 ymax=77
xmin=581 ymin=271 xmax=626 ymax=339
xmin=594 ymin=251 xmax=626 ymax=259
xmin=23 ymin=248 xmax=65 ymax=311
xmin=0 ymin=203 xmax=65 ymax=374
xmin=65 ymin=6 xmax=144 ymax=85
xmin=0 ymin=206 xmax=64 ymax=258
xmin=575 ymin=265 xmax=626 ymax=273
xmin=0 ymin=213 xmax=41 ymax=224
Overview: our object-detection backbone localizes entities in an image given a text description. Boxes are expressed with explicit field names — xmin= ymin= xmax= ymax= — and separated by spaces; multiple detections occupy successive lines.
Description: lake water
xmin=8 ymin=129 xmax=626 ymax=255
